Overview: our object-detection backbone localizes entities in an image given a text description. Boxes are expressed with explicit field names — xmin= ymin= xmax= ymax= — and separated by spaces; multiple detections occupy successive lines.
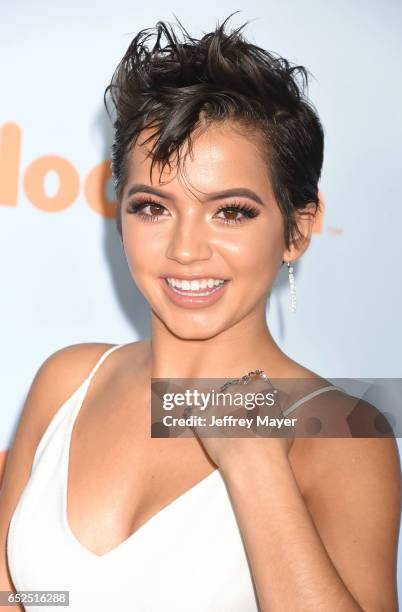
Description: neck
xmin=147 ymin=306 xmax=286 ymax=379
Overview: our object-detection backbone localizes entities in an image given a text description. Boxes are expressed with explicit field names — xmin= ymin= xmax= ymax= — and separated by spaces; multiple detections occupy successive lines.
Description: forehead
xmin=124 ymin=121 xmax=272 ymax=199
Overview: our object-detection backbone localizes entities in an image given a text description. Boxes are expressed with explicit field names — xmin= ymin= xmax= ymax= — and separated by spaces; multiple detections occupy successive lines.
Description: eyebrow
xmin=125 ymin=184 xmax=265 ymax=206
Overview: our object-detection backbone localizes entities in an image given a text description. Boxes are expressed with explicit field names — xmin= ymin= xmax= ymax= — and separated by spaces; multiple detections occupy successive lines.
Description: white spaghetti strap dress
xmin=7 ymin=343 xmax=340 ymax=611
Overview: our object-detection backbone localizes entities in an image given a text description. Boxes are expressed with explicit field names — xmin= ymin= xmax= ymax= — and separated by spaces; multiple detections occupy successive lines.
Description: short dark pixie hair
xmin=104 ymin=13 xmax=324 ymax=251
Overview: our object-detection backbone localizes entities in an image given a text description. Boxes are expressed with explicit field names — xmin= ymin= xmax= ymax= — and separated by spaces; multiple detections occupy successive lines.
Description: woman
xmin=1 ymin=14 xmax=400 ymax=611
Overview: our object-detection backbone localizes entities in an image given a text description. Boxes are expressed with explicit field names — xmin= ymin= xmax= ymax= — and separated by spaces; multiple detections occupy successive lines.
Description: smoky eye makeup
xmin=215 ymin=202 xmax=260 ymax=224
xmin=125 ymin=197 xmax=261 ymax=225
xmin=125 ymin=198 xmax=167 ymax=223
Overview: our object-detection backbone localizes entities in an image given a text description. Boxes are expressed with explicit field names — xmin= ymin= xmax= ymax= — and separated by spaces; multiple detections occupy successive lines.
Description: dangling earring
xmin=287 ymin=261 xmax=296 ymax=312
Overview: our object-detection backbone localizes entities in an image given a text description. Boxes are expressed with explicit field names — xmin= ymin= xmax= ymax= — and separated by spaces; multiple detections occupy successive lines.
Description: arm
xmin=219 ymin=437 xmax=401 ymax=611
xmin=0 ymin=343 xmax=113 ymax=606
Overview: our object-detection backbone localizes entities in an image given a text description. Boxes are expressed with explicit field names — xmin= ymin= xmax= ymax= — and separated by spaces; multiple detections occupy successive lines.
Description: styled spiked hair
xmin=104 ymin=13 xmax=324 ymax=250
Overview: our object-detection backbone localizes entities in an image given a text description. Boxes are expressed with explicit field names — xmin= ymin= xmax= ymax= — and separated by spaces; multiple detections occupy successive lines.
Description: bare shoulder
xmin=284 ymin=354 xmax=401 ymax=494
xmin=1 ymin=343 xmax=113 ymax=487
xmin=278 ymin=355 xmax=399 ymax=482
xmin=24 ymin=342 xmax=117 ymax=436
xmin=275 ymin=354 xmax=392 ymax=434
xmin=14 ymin=340 xmax=149 ymax=448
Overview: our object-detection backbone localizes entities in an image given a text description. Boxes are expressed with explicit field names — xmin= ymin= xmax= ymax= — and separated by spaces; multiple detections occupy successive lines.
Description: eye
xmin=126 ymin=199 xmax=169 ymax=222
xmin=214 ymin=202 xmax=260 ymax=225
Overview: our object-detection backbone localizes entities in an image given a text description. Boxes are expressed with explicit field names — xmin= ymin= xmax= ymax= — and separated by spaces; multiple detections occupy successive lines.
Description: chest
xmin=67 ymin=390 xmax=218 ymax=556
xmin=66 ymin=377 xmax=310 ymax=558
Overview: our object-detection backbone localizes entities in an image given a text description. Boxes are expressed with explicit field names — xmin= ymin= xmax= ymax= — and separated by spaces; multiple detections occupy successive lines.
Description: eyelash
xmin=126 ymin=198 xmax=260 ymax=225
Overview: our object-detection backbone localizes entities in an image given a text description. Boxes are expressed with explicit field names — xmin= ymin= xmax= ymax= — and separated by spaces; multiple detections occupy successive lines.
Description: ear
xmin=281 ymin=195 xmax=322 ymax=264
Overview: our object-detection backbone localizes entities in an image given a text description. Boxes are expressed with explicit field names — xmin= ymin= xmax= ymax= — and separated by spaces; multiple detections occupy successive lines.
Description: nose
xmin=165 ymin=212 xmax=213 ymax=265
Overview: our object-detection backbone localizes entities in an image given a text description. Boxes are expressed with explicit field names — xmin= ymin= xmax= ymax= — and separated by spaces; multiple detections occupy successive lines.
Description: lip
xmin=160 ymin=277 xmax=230 ymax=309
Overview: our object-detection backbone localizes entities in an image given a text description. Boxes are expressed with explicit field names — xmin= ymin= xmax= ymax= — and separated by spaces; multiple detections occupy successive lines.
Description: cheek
xmin=221 ymin=223 xmax=283 ymax=278
xmin=123 ymin=225 xmax=164 ymax=274
xmin=122 ymin=232 xmax=153 ymax=292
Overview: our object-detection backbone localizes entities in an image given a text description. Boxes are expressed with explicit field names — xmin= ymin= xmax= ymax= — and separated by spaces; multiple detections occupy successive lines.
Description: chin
xmin=158 ymin=312 xmax=228 ymax=341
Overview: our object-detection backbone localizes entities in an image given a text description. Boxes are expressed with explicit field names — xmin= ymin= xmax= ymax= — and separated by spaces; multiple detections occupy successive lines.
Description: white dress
xmin=7 ymin=343 xmax=339 ymax=611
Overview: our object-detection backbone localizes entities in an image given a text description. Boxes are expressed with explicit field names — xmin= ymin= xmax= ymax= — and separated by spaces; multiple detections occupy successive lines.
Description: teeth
xmin=166 ymin=277 xmax=226 ymax=292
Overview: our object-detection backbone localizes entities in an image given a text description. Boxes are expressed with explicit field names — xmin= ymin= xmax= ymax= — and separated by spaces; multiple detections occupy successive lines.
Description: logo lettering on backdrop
xmin=0 ymin=122 xmax=115 ymax=217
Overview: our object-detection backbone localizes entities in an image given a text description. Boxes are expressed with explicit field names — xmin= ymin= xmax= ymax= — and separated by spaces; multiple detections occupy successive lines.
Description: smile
xmin=166 ymin=277 xmax=225 ymax=296
xmin=160 ymin=277 xmax=230 ymax=309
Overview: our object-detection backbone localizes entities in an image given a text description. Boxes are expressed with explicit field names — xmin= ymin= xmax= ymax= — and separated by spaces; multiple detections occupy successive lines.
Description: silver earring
xmin=287 ymin=261 xmax=296 ymax=312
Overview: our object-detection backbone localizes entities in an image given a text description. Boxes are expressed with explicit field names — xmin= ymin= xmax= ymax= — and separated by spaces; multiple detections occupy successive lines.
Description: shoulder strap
xmin=282 ymin=385 xmax=344 ymax=417
xmin=85 ymin=343 xmax=126 ymax=384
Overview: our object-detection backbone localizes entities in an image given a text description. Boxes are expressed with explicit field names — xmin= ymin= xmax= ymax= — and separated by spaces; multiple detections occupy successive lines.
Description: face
xmin=120 ymin=121 xmax=288 ymax=340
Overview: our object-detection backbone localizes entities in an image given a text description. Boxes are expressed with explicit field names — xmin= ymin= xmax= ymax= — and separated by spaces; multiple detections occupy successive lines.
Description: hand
xmin=182 ymin=376 xmax=295 ymax=470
